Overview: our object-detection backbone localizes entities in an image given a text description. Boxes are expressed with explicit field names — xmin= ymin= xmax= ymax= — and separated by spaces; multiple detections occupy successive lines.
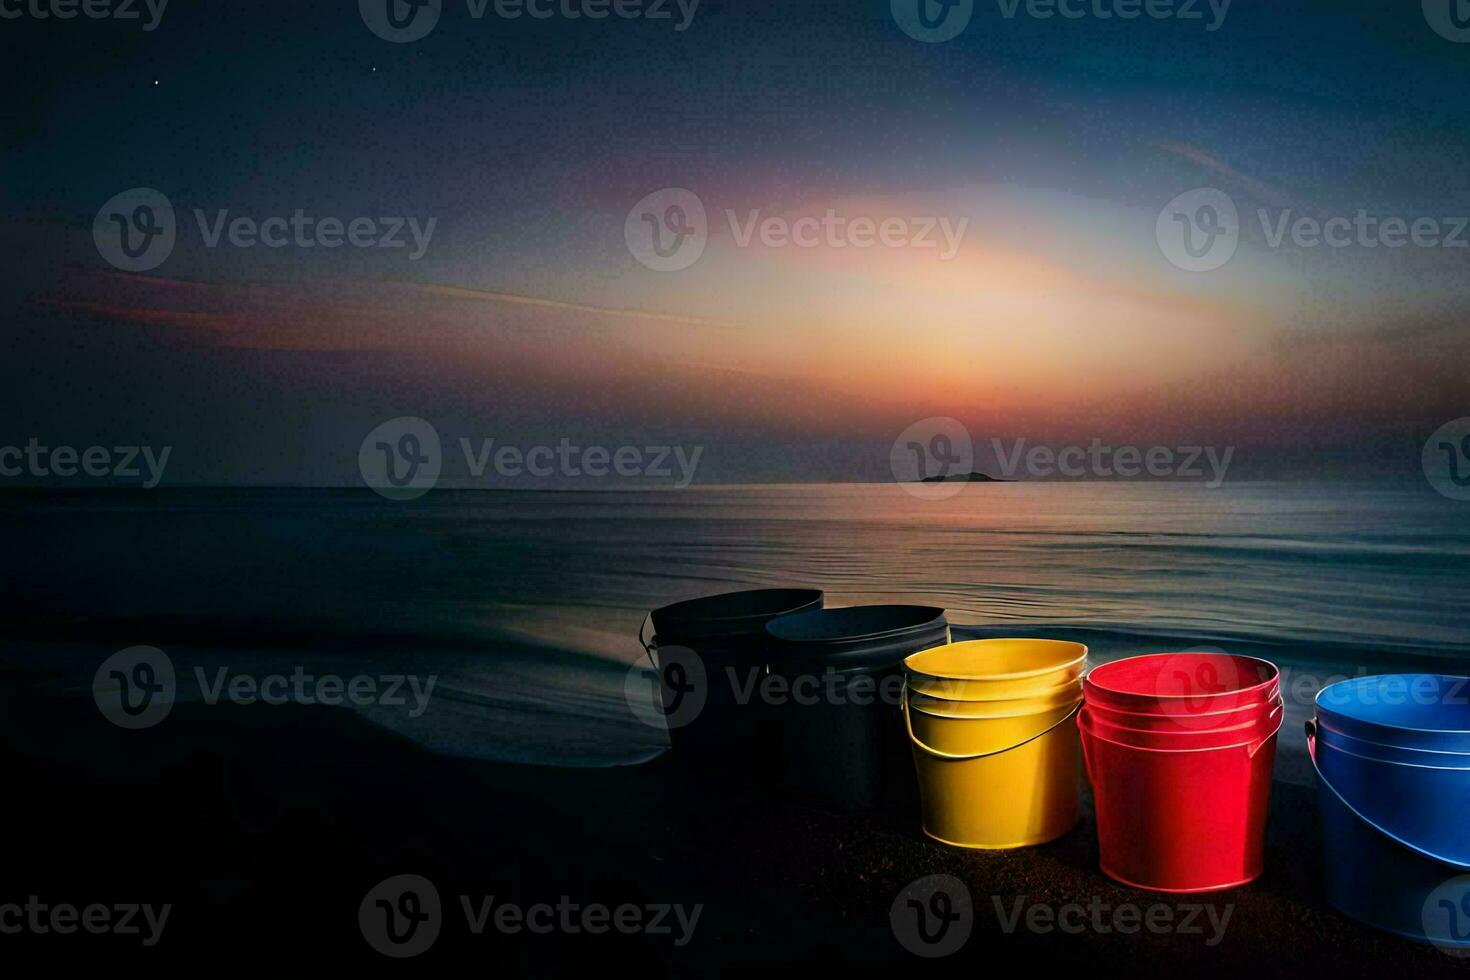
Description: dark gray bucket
xmin=642 ymin=588 xmax=824 ymax=759
xmin=764 ymin=605 xmax=949 ymax=811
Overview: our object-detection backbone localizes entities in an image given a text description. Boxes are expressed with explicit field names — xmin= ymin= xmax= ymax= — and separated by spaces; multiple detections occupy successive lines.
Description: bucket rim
xmin=1315 ymin=729 xmax=1470 ymax=772
xmin=1314 ymin=674 xmax=1470 ymax=737
xmin=1084 ymin=652 xmax=1280 ymax=704
xmin=905 ymin=671 xmax=1084 ymax=703
xmin=1081 ymin=707 xmax=1279 ymax=741
xmin=1078 ymin=709 xmax=1282 ymax=753
xmin=907 ymin=690 xmax=1083 ymax=721
xmin=1317 ymin=718 xmax=1470 ymax=760
xmin=903 ymin=638 xmax=1088 ymax=682
xmin=651 ymin=588 xmax=824 ymax=641
xmin=1098 ymin=866 xmax=1264 ymax=895
xmin=1083 ymin=695 xmax=1282 ymax=723
xmin=764 ymin=604 xmax=947 ymax=645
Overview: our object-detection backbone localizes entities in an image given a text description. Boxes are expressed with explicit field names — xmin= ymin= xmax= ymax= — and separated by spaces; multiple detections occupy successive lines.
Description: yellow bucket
xmin=905 ymin=639 xmax=1087 ymax=701
xmin=904 ymin=685 xmax=1082 ymax=849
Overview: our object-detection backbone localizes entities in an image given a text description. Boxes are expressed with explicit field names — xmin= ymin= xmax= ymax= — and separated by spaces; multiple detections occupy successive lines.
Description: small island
xmin=919 ymin=472 xmax=1015 ymax=483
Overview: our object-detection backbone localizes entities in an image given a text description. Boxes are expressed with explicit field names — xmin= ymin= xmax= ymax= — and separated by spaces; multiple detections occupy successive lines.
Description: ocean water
xmin=2 ymin=483 xmax=1466 ymax=774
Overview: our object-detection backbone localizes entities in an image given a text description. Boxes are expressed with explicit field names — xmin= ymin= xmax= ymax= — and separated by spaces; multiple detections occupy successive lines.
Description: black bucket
xmin=642 ymin=588 xmax=824 ymax=761
xmin=764 ymin=605 xmax=949 ymax=811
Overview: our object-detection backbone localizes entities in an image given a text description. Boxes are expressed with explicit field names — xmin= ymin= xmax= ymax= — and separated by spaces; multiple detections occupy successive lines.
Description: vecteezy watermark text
xmin=0 ymin=0 xmax=168 ymax=30
xmin=93 ymin=188 xmax=437 ymax=272
xmin=624 ymin=650 xmax=918 ymax=732
xmin=993 ymin=896 xmax=1233 ymax=946
xmin=624 ymin=188 xmax=971 ymax=272
xmin=460 ymin=438 xmax=701 ymax=486
xmin=891 ymin=0 xmax=1230 ymax=44
xmin=0 ymin=898 xmax=170 ymax=946
xmin=461 ymin=895 xmax=701 ymax=946
xmin=992 ymin=438 xmax=1233 ymax=487
xmin=0 ymin=439 xmax=170 ymax=487
xmin=726 ymin=209 xmax=969 ymax=260
xmin=93 ymin=646 xmax=439 ymax=730
xmin=359 ymin=418 xmax=704 ymax=500
xmin=1157 ymin=187 xmax=1470 ymax=272
xmin=194 ymin=667 xmax=437 ymax=718
xmin=888 ymin=418 xmax=1235 ymax=497
xmin=194 ymin=210 xmax=436 ymax=260
xmin=359 ymin=874 xmax=701 ymax=958
xmin=360 ymin=0 xmax=700 ymax=43
xmin=888 ymin=876 xmax=1233 ymax=958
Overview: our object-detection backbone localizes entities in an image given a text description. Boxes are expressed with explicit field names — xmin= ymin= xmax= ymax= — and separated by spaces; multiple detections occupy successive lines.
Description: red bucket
xmin=1085 ymin=653 xmax=1280 ymax=731
xmin=1079 ymin=653 xmax=1283 ymax=893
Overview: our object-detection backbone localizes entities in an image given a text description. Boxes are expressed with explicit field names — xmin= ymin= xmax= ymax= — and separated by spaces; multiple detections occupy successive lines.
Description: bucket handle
xmin=903 ymin=682 xmax=1082 ymax=762
xmin=1248 ymin=705 xmax=1285 ymax=758
xmin=1306 ymin=719 xmax=1470 ymax=870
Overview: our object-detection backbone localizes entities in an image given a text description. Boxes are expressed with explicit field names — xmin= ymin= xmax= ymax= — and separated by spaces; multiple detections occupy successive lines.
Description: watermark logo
xmin=627 ymin=190 xmax=969 ymax=269
xmin=626 ymin=188 xmax=707 ymax=272
xmin=893 ymin=0 xmax=1230 ymax=41
xmin=360 ymin=874 xmax=443 ymax=958
xmin=1424 ymin=875 xmax=1470 ymax=957
xmin=890 ymin=874 xmax=973 ymax=957
xmin=1160 ymin=188 xmax=1470 ymax=272
xmin=891 ymin=417 xmax=976 ymax=500
xmin=995 ymin=0 xmax=1230 ymax=30
xmin=1425 ymin=0 xmax=1470 ymax=43
xmin=1151 ymin=647 xmax=1250 ymax=730
xmin=95 ymin=189 xmax=437 ymax=266
xmin=360 ymin=875 xmax=701 ymax=957
xmin=94 ymin=649 xmax=437 ymax=727
xmin=892 ymin=0 xmax=974 ymax=43
xmin=93 ymin=646 xmax=175 ymax=730
xmin=1424 ymin=418 xmax=1470 ymax=502
xmin=624 ymin=645 xmax=707 ymax=731
xmin=891 ymin=419 xmax=1233 ymax=491
xmin=360 ymin=0 xmax=442 ymax=42
xmin=94 ymin=188 xmax=176 ymax=272
xmin=1157 ymin=188 xmax=1238 ymax=272
xmin=0 ymin=0 xmax=169 ymax=30
xmin=627 ymin=654 xmax=924 ymax=729
xmin=361 ymin=420 xmax=704 ymax=498
xmin=360 ymin=417 xmax=443 ymax=501
xmin=363 ymin=0 xmax=698 ymax=41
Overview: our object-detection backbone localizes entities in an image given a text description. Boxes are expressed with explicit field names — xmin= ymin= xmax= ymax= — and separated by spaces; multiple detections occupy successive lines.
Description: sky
xmin=3 ymin=0 xmax=1468 ymax=485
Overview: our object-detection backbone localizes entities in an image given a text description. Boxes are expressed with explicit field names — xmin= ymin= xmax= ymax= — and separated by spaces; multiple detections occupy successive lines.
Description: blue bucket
xmin=1309 ymin=673 xmax=1470 ymax=947
xmin=1315 ymin=674 xmax=1470 ymax=753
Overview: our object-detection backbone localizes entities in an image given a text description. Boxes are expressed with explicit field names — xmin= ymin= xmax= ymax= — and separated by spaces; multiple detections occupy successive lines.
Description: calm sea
xmin=3 ymin=483 xmax=1466 ymax=774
